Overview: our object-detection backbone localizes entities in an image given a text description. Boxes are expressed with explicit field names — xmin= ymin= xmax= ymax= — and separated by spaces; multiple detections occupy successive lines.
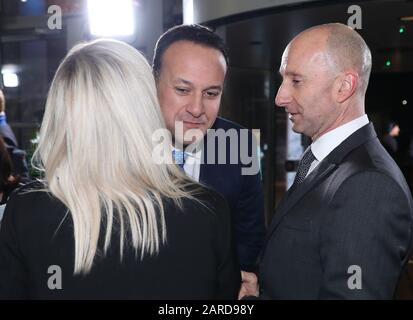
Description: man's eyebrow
xmin=284 ymin=71 xmax=303 ymax=78
xmin=174 ymin=78 xmax=222 ymax=91
xmin=173 ymin=78 xmax=223 ymax=91
xmin=204 ymin=85 xmax=223 ymax=91
xmin=174 ymin=77 xmax=193 ymax=85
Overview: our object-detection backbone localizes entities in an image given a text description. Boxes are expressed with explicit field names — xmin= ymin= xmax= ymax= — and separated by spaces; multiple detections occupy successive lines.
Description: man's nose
xmin=186 ymin=93 xmax=204 ymax=117
xmin=275 ymin=82 xmax=292 ymax=108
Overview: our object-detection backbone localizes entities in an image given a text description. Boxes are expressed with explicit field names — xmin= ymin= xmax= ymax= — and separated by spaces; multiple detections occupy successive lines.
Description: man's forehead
xmin=165 ymin=72 xmax=224 ymax=92
xmin=164 ymin=41 xmax=225 ymax=63
xmin=279 ymin=41 xmax=328 ymax=73
xmin=278 ymin=44 xmax=297 ymax=75
xmin=172 ymin=77 xmax=192 ymax=85
xmin=162 ymin=45 xmax=226 ymax=77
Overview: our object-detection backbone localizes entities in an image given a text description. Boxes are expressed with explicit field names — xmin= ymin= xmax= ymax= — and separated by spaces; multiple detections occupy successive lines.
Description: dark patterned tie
xmin=293 ymin=147 xmax=316 ymax=185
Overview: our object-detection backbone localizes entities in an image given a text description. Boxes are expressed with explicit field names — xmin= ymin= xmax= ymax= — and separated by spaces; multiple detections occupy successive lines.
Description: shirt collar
xmin=311 ymin=114 xmax=369 ymax=162
xmin=172 ymin=145 xmax=202 ymax=159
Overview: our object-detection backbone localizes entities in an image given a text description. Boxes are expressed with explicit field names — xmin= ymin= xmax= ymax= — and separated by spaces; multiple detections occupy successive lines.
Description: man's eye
xmin=292 ymin=79 xmax=301 ymax=85
xmin=175 ymin=87 xmax=190 ymax=94
xmin=205 ymin=91 xmax=220 ymax=98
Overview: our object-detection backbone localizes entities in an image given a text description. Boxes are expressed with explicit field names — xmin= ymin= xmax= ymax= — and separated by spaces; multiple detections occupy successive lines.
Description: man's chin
xmin=291 ymin=126 xmax=302 ymax=134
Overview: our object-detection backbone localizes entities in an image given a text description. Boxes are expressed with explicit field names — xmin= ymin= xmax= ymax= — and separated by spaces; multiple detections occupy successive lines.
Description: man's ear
xmin=334 ymin=71 xmax=358 ymax=103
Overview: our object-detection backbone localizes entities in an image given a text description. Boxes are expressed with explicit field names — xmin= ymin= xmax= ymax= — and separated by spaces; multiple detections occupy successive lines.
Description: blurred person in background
xmin=0 ymin=137 xmax=21 ymax=223
xmin=382 ymin=121 xmax=400 ymax=161
xmin=0 ymin=89 xmax=29 ymax=180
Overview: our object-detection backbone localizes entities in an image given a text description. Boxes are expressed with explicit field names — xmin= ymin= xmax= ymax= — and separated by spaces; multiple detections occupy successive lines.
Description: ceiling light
xmin=2 ymin=73 xmax=19 ymax=88
xmin=400 ymin=16 xmax=413 ymax=22
xmin=183 ymin=0 xmax=194 ymax=24
xmin=88 ymin=0 xmax=134 ymax=37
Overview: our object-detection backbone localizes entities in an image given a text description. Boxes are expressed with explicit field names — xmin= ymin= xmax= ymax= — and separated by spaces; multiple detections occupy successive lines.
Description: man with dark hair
xmin=153 ymin=24 xmax=266 ymax=294
xmin=153 ymin=24 xmax=229 ymax=81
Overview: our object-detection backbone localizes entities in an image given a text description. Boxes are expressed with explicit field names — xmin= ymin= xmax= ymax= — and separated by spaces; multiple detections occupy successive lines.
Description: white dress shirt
xmin=182 ymin=147 xmax=202 ymax=182
xmin=0 ymin=203 xmax=5 ymax=223
xmin=306 ymin=114 xmax=369 ymax=177
xmin=172 ymin=146 xmax=202 ymax=182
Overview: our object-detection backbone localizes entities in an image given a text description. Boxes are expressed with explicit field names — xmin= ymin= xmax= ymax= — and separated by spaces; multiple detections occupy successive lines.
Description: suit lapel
xmin=267 ymin=160 xmax=337 ymax=237
xmin=199 ymin=119 xmax=220 ymax=183
xmin=266 ymin=122 xmax=378 ymax=240
xmin=199 ymin=131 xmax=208 ymax=183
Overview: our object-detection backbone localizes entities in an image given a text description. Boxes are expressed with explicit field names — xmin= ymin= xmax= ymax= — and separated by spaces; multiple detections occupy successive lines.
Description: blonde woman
xmin=0 ymin=39 xmax=240 ymax=299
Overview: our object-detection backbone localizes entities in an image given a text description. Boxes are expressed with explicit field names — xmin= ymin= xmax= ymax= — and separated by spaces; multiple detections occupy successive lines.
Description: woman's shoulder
xmin=171 ymin=184 xmax=232 ymax=228
xmin=3 ymin=180 xmax=66 ymax=225
xmin=8 ymin=179 xmax=50 ymax=202
xmin=183 ymin=183 xmax=229 ymax=212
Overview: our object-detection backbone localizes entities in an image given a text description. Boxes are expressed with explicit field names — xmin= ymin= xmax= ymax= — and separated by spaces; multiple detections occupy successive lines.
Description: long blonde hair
xmin=33 ymin=39 xmax=197 ymax=274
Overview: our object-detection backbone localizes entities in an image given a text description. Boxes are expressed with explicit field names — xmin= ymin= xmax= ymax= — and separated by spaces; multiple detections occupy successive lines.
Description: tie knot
xmin=172 ymin=149 xmax=188 ymax=168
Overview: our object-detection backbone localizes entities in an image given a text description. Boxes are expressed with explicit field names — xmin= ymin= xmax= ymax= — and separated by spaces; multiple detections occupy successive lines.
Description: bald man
xmin=257 ymin=23 xmax=413 ymax=299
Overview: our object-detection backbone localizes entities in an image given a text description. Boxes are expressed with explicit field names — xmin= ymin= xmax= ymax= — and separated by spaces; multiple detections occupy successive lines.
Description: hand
xmin=238 ymin=271 xmax=259 ymax=299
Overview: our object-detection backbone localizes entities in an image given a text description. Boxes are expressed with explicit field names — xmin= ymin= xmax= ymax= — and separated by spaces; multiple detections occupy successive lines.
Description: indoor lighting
xmin=400 ymin=16 xmax=413 ymax=22
xmin=2 ymin=72 xmax=19 ymax=88
xmin=87 ymin=0 xmax=134 ymax=37
xmin=183 ymin=0 xmax=194 ymax=25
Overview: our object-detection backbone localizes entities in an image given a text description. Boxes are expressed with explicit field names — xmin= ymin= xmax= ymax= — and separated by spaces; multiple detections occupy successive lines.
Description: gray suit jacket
xmin=259 ymin=123 xmax=413 ymax=299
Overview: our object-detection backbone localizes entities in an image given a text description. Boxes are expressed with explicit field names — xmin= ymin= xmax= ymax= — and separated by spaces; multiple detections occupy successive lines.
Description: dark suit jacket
xmin=199 ymin=117 xmax=266 ymax=272
xmin=0 ymin=182 xmax=241 ymax=299
xmin=0 ymin=122 xmax=18 ymax=149
xmin=260 ymin=123 xmax=413 ymax=299
xmin=0 ymin=122 xmax=29 ymax=179
xmin=382 ymin=134 xmax=398 ymax=161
